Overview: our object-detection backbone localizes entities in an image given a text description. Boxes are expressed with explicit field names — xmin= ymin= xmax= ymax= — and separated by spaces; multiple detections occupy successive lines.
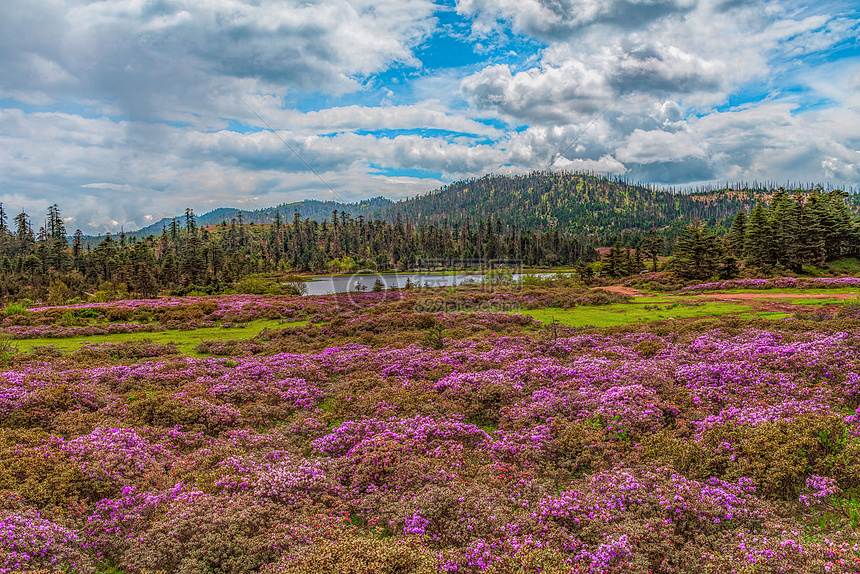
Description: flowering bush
xmin=0 ymin=291 xmax=858 ymax=572
xmin=0 ymin=510 xmax=92 ymax=573
xmin=678 ymin=276 xmax=860 ymax=293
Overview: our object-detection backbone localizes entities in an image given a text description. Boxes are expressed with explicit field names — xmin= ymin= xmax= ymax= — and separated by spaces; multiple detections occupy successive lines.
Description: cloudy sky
xmin=1 ymin=0 xmax=858 ymax=234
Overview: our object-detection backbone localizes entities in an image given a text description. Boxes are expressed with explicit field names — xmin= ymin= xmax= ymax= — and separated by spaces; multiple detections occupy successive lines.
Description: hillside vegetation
xmin=127 ymin=171 xmax=858 ymax=248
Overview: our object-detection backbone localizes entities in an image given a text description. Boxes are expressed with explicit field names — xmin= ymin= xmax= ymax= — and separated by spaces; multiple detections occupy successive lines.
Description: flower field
xmin=677 ymin=277 xmax=860 ymax=293
xmin=2 ymin=285 xmax=860 ymax=573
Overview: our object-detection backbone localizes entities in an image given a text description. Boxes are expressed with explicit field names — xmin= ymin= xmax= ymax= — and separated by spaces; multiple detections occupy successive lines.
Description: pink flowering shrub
xmin=0 ymin=292 xmax=859 ymax=572
xmin=0 ymin=510 xmax=91 ymax=573
xmin=678 ymin=276 xmax=860 ymax=293
xmin=120 ymin=491 xmax=311 ymax=574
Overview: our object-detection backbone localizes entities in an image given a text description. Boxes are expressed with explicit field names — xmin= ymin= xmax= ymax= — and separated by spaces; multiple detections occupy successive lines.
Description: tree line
xmin=0 ymin=204 xmax=596 ymax=302
xmin=1 ymin=179 xmax=857 ymax=302
xmin=602 ymin=187 xmax=859 ymax=280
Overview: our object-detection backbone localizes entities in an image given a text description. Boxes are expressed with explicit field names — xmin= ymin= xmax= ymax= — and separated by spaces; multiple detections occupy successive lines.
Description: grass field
xmin=747 ymin=311 xmax=794 ymax=319
xmin=9 ymin=319 xmax=307 ymax=357
xmin=628 ymin=295 xmax=706 ymax=304
xmin=515 ymin=301 xmax=752 ymax=327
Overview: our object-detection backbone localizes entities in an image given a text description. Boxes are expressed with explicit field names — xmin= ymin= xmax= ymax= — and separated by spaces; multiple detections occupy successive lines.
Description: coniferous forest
xmin=652 ymin=186 xmax=859 ymax=281
xmin=0 ymin=201 xmax=593 ymax=302
xmin=0 ymin=172 xmax=858 ymax=302
xmin=130 ymin=172 xmax=860 ymax=249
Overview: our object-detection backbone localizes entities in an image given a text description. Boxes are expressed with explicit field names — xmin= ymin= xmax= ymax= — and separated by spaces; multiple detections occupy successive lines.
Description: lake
xmin=298 ymin=272 xmax=541 ymax=295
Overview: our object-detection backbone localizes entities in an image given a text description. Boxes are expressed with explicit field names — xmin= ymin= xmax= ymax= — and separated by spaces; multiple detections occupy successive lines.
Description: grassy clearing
xmin=747 ymin=311 xmax=794 ymax=320
xmin=514 ymin=301 xmax=751 ymax=328
xmin=630 ymin=295 xmax=707 ymax=304
xmin=10 ymin=319 xmax=307 ymax=357
xmin=733 ymin=295 xmax=859 ymax=313
xmin=777 ymin=297 xmax=856 ymax=307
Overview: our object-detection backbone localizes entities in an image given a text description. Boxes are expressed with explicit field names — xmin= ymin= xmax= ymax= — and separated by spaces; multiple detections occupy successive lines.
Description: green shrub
xmin=422 ymin=323 xmax=445 ymax=350
xmin=78 ymin=308 xmax=102 ymax=319
xmin=3 ymin=302 xmax=27 ymax=316
xmin=0 ymin=336 xmax=17 ymax=363
xmin=283 ymin=277 xmax=309 ymax=296
xmin=641 ymin=413 xmax=848 ymax=499
xmin=0 ymin=430 xmax=116 ymax=507
xmin=277 ymin=532 xmax=438 ymax=574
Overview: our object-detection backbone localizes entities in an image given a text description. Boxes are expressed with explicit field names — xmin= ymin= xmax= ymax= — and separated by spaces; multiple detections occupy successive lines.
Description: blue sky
xmin=0 ymin=0 xmax=857 ymax=234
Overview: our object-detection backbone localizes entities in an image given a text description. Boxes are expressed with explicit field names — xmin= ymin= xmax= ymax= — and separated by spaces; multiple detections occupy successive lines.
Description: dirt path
xmin=600 ymin=285 xmax=644 ymax=296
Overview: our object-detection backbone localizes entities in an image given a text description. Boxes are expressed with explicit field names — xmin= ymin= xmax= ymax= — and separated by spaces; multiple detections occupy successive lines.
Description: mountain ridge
xmin=117 ymin=171 xmax=858 ymax=246
xmin=124 ymin=197 xmax=394 ymax=238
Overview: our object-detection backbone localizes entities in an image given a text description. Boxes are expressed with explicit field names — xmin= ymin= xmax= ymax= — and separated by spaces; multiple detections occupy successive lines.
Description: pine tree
xmin=781 ymin=193 xmax=803 ymax=271
xmin=605 ymin=243 xmax=623 ymax=278
xmin=770 ymin=188 xmax=790 ymax=268
xmin=745 ymin=201 xmax=773 ymax=268
xmin=823 ymin=189 xmax=856 ymax=260
xmin=642 ymin=229 xmax=663 ymax=272
xmin=130 ymin=242 xmax=159 ymax=297
xmin=670 ymin=220 xmax=723 ymax=280
xmin=726 ymin=210 xmax=747 ymax=257
xmin=14 ymin=212 xmax=33 ymax=257
xmin=802 ymin=189 xmax=827 ymax=267
xmin=180 ymin=234 xmax=205 ymax=286
xmin=161 ymin=251 xmax=179 ymax=287
xmin=72 ymin=229 xmax=84 ymax=267
xmin=633 ymin=247 xmax=644 ymax=274
xmin=184 ymin=208 xmax=197 ymax=234
xmin=46 ymin=204 xmax=70 ymax=271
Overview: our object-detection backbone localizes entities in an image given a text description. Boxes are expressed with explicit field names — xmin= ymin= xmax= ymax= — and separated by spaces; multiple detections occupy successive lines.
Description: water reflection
xmin=298 ymin=272 xmax=539 ymax=296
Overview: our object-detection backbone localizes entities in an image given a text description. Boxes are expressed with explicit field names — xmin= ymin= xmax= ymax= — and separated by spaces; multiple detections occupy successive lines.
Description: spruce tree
xmin=770 ymin=189 xmax=791 ymax=268
xmin=670 ymin=220 xmax=723 ymax=280
xmin=605 ymin=243 xmax=623 ymax=278
xmin=745 ymin=201 xmax=773 ymax=268
xmin=824 ymin=189 xmax=856 ymax=260
xmin=642 ymin=229 xmax=663 ymax=272
xmin=726 ymin=210 xmax=747 ymax=257
xmin=802 ymin=189 xmax=827 ymax=267
xmin=781 ymin=192 xmax=803 ymax=271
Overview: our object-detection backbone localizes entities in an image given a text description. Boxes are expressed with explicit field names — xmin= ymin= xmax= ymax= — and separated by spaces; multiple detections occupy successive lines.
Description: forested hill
xmin=372 ymin=172 xmax=857 ymax=246
xmin=125 ymin=171 xmax=857 ymax=247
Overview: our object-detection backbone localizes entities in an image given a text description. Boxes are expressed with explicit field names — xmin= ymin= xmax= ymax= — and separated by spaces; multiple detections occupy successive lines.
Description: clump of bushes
xmin=276 ymin=532 xmax=438 ymax=574
xmin=641 ymin=413 xmax=854 ymax=499
xmin=196 ymin=339 xmax=265 ymax=355
xmin=72 ymin=340 xmax=179 ymax=360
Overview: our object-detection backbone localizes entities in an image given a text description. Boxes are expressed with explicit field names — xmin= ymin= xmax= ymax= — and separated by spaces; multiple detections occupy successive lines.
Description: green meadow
xmin=9 ymin=319 xmax=307 ymax=357
xmin=514 ymin=301 xmax=752 ymax=328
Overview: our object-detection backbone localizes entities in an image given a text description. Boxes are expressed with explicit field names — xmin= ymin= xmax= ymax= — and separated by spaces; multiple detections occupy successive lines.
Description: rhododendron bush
xmin=1 ymin=292 xmax=860 ymax=573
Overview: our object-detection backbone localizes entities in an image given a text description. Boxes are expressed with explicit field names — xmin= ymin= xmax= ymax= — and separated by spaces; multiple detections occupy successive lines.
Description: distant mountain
xmin=120 ymin=172 xmax=856 ymax=247
xmin=127 ymin=197 xmax=393 ymax=238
